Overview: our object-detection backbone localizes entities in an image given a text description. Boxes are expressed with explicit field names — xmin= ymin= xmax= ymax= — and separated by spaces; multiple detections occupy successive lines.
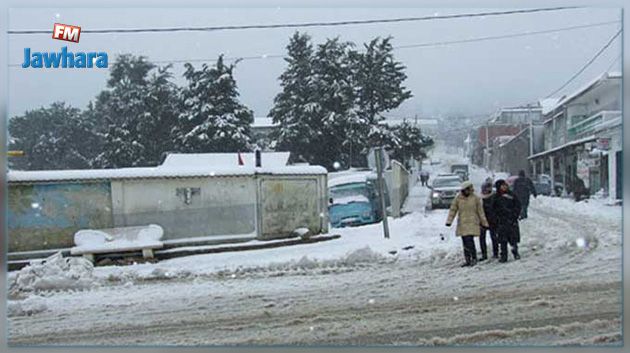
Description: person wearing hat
xmin=479 ymin=180 xmax=498 ymax=260
xmin=445 ymin=180 xmax=490 ymax=267
xmin=490 ymin=179 xmax=522 ymax=262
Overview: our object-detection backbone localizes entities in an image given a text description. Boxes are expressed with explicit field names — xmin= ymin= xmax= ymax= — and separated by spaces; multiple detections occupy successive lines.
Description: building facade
xmin=529 ymin=72 xmax=622 ymax=200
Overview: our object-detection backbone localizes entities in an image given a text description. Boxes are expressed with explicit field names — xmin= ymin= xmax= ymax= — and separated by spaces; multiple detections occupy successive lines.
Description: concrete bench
xmin=70 ymin=224 xmax=164 ymax=262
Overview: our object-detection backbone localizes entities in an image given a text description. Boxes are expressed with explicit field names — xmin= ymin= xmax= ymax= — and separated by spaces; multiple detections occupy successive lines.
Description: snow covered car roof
xmin=328 ymin=173 xmax=375 ymax=188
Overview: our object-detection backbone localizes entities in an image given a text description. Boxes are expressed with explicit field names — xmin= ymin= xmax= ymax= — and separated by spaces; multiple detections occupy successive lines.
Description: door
xmin=260 ymin=178 xmax=320 ymax=239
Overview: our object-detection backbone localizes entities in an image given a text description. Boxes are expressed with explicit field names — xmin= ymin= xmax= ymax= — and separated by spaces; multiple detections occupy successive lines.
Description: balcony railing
xmin=567 ymin=110 xmax=621 ymax=140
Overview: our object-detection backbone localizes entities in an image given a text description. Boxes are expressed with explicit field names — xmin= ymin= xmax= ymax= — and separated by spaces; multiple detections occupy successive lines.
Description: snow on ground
xmin=7 ymin=142 xmax=622 ymax=345
xmin=9 ymin=141 xmax=619 ymax=289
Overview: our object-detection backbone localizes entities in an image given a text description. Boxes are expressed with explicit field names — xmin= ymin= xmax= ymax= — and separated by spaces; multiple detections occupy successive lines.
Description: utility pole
xmin=374 ymin=147 xmax=390 ymax=239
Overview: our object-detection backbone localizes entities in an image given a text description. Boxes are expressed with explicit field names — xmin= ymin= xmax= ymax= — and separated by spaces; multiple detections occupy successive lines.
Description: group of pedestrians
xmin=445 ymin=172 xmax=535 ymax=267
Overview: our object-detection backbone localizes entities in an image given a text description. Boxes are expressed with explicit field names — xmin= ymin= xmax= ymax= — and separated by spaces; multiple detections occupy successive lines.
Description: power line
xmin=10 ymin=20 xmax=617 ymax=68
xmin=394 ymin=20 xmax=618 ymax=49
xmin=8 ymin=7 xmax=578 ymax=35
xmin=545 ymin=28 xmax=621 ymax=98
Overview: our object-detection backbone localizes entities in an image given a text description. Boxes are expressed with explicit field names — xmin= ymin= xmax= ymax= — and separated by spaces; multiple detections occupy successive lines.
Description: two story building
xmin=528 ymin=72 xmax=622 ymax=200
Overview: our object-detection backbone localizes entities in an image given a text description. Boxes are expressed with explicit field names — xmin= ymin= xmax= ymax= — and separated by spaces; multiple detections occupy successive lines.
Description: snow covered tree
xmin=354 ymin=37 xmax=412 ymax=155
xmin=387 ymin=120 xmax=434 ymax=168
xmin=90 ymin=55 xmax=180 ymax=168
xmin=8 ymin=102 xmax=99 ymax=170
xmin=270 ymin=34 xmax=414 ymax=170
xmin=138 ymin=66 xmax=181 ymax=164
xmin=269 ymin=32 xmax=318 ymax=161
xmin=175 ymin=55 xmax=253 ymax=153
xmin=305 ymin=37 xmax=358 ymax=169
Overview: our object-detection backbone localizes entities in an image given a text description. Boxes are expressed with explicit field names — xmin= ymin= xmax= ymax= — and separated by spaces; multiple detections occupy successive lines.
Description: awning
xmin=528 ymin=135 xmax=597 ymax=160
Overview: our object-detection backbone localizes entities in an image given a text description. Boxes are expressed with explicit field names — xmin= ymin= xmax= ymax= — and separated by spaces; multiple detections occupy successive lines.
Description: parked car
xmin=537 ymin=174 xmax=565 ymax=196
xmin=450 ymin=164 xmax=469 ymax=181
xmin=328 ymin=174 xmax=390 ymax=228
xmin=428 ymin=174 xmax=462 ymax=209
xmin=534 ymin=181 xmax=552 ymax=196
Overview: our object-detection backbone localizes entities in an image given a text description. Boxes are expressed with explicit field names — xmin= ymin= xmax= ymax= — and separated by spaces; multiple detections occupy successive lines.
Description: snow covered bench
xmin=70 ymin=224 xmax=164 ymax=262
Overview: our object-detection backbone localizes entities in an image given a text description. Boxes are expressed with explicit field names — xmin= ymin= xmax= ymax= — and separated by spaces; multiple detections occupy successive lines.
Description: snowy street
xmin=8 ymin=149 xmax=622 ymax=346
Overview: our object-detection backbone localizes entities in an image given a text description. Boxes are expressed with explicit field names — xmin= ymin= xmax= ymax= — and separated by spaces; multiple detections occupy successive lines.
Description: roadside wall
xmin=7 ymin=182 xmax=114 ymax=252
xmin=8 ymin=172 xmax=329 ymax=252
xmin=111 ymin=176 xmax=257 ymax=240
xmin=258 ymin=174 xmax=328 ymax=240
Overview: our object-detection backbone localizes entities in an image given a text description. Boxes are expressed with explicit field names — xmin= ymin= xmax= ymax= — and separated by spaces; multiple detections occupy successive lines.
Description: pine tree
xmin=387 ymin=120 xmax=434 ymax=168
xmin=269 ymin=32 xmax=318 ymax=162
xmin=90 ymin=55 xmax=180 ymax=168
xmin=9 ymin=102 xmax=98 ymax=170
xmin=139 ymin=66 xmax=180 ymax=165
xmin=308 ymin=37 xmax=357 ymax=169
xmin=91 ymin=55 xmax=156 ymax=168
xmin=354 ymin=37 xmax=412 ymax=156
xmin=176 ymin=56 xmax=253 ymax=153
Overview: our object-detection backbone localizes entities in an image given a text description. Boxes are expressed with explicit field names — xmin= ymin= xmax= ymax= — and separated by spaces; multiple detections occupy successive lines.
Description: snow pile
xmin=10 ymin=252 xmax=97 ymax=293
xmin=101 ymin=246 xmax=389 ymax=283
xmin=530 ymin=196 xmax=621 ymax=223
xmin=7 ymin=296 xmax=48 ymax=317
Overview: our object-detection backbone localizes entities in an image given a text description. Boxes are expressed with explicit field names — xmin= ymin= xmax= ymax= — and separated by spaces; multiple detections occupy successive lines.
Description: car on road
xmin=450 ymin=164 xmax=469 ymax=181
xmin=328 ymin=174 xmax=389 ymax=228
xmin=428 ymin=174 xmax=462 ymax=209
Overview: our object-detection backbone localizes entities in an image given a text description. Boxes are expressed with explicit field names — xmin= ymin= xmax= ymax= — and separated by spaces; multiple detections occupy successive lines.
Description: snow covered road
xmin=8 ymin=150 xmax=622 ymax=346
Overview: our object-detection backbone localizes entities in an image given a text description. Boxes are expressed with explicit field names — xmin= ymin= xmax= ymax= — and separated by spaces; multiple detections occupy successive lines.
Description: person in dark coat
xmin=512 ymin=170 xmax=537 ymax=219
xmin=572 ymin=176 xmax=588 ymax=202
xmin=419 ymin=170 xmax=430 ymax=187
xmin=479 ymin=181 xmax=498 ymax=260
xmin=491 ymin=179 xmax=522 ymax=262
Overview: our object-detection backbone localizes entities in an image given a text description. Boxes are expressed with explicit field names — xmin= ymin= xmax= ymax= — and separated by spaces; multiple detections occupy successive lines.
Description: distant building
xmin=488 ymin=104 xmax=543 ymax=124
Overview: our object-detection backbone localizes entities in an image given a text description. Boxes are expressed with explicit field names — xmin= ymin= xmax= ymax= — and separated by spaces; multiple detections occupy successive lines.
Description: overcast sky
xmin=8 ymin=7 xmax=622 ymax=119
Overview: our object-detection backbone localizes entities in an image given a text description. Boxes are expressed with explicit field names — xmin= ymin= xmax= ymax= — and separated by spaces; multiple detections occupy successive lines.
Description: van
xmin=328 ymin=174 xmax=389 ymax=228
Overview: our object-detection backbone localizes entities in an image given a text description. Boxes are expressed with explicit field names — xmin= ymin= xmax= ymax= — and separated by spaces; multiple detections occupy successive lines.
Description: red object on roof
xmin=238 ymin=152 xmax=244 ymax=166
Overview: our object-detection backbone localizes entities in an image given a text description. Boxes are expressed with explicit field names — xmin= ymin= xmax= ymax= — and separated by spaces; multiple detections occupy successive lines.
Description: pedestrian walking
xmin=445 ymin=181 xmax=490 ymax=267
xmin=491 ymin=179 xmax=522 ymax=263
xmin=479 ymin=180 xmax=498 ymax=260
xmin=512 ymin=170 xmax=537 ymax=219
xmin=419 ymin=170 xmax=430 ymax=187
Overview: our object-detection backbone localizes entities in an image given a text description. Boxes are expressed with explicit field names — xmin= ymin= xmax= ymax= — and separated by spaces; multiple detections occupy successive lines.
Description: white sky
xmin=8 ymin=7 xmax=622 ymax=119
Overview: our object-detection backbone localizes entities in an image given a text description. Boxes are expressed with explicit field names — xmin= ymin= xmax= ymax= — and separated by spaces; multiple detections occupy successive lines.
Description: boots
xmin=512 ymin=242 xmax=520 ymax=260
xmin=461 ymin=252 xmax=477 ymax=267
xmin=499 ymin=241 xmax=508 ymax=263
xmin=512 ymin=249 xmax=520 ymax=260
